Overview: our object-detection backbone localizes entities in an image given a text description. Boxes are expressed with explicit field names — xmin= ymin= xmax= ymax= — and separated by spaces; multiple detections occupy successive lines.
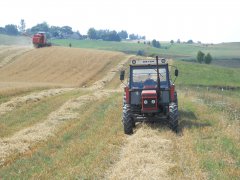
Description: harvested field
xmin=0 ymin=44 xmax=239 ymax=179
xmin=0 ymin=52 xmax=129 ymax=167
xmin=0 ymin=90 xmax=110 ymax=166
xmin=0 ymin=46 xmax=126 ymax=87
xmin=0 ymin=46 xmax=32 ymax=68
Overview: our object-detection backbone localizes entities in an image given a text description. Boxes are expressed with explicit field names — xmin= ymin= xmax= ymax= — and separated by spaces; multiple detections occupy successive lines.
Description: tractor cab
xmin=130 ymin=61 xmax=169 ymax=90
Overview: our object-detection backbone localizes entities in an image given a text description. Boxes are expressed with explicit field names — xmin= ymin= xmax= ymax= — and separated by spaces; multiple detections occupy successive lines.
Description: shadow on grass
xmin=134 ymin=110 xmax=212 ymax=135
xmin=178 ymin=110 xmax=212 ymax=133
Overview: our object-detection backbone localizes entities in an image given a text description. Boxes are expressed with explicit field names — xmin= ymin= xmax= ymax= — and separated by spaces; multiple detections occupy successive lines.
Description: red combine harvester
xmin=32 ymin=32 xmax=52 ymax=48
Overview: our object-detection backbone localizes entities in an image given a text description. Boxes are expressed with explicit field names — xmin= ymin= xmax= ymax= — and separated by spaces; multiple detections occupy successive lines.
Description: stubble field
xmin=0 ymin=44 xmax=239 ymax=179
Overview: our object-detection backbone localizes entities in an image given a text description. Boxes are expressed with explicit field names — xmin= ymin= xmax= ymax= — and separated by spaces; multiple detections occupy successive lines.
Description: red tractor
xmin=120 ymin=56 xmax=179 ymax=134
xmin=32 ymin=32 xmax=52 ymax=48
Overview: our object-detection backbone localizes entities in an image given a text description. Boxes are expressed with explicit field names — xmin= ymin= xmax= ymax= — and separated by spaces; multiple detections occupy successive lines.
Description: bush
xmin=152 ymin=39 xmax=161 ymax=48
xmin=197 ymin=51 xmax=212 ymax=64
xmin=137 ymin=50 xmax=145 ymax=56
xmin=197 ymin=51 xmax=205 ymax=63
xmin=204 ymin=53 xmax=212 ymax=64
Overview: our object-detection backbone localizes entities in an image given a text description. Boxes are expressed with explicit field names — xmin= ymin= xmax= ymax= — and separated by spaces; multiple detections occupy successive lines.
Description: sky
xmin=1 ymin=0 xmax=240 ymax=43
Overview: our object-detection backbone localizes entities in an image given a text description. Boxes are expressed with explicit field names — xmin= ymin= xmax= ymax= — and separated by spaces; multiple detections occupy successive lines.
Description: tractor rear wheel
xmin=169 ymin=102 xmax=179 ymax=132
xmin=123 ymin=104 xmax=133 ymax=135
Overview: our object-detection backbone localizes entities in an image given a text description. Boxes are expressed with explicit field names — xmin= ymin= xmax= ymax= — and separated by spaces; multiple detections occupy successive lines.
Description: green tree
xmin=31 ymin=22 xmax=49 ymax=34
xmin=61 ymin=26 xmax=73 ymax=36
xmin=118 ymin=30 xmax=128 ymax=40
xmin=152 ymin=39 xmax=161 ymax=48
xmin=197 ymin=51 xmax=205 ymax=63
xmin=187 ymin=39 xmax=193 ymax=44
xmin=0 ymin=27 xmax=5 ymax=34
xmin=204 ymin=53 xmax=212 ymax=64
xmin=152 ymin=39 xmax=157 ymax=47
xmin=87 ymin=28 xmax=97 ymax=39
xmin=129 ymin=33 xmax=136 ymax=40
xmin=170 ymin=40 xmax=174 ymax=44
xmin=18 ymin=19 xmax=26 ymax=33
xmin=102 ymin=30 xmax=121 ymax=41
xmin=49 ymin=26 xmax=61 ymax=38
xmin=155 ymin=41 xmax=161 ymax=48
xmin=5 ymin=24 xmax=18 ymax=35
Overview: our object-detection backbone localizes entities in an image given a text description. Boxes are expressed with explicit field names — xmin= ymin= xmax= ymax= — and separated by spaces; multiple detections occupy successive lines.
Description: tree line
xmin=0 ymin=20 xmax=146 ymax=42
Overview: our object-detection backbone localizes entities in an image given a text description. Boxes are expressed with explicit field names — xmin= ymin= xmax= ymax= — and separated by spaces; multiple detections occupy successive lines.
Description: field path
xmin=0 ymin=56 xmax=129 ymax=166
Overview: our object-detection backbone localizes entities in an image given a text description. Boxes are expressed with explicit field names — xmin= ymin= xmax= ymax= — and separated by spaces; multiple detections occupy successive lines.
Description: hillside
xmin=0 ymin=46 xmax=126 ymax=88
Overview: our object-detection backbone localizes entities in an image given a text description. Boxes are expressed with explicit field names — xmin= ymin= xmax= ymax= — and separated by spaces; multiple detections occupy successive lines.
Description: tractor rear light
xmin=144 ymin=100 xmax=148 ymax=104
xmin=124 ymin=87 xmax=130 ymax=104
xmin=170 ymin=85 xmax=175 ymax=102
xmin=151 ymin=100 xmax=155 ymax=104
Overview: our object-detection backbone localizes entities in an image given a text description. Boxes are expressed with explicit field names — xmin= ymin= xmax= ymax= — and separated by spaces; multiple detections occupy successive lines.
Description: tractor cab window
xmin=131 ymin=66 xmax=168 ymax=89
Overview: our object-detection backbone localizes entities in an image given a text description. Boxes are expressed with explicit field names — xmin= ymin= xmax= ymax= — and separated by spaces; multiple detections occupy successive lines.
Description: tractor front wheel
xmin=168 ymin=102 xmax=179 ymax=132
xmin=123 ymin=104 xmax=133 ymax=135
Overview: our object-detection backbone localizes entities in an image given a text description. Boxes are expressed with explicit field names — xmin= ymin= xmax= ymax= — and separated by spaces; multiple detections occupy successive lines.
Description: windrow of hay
xmin=106 ymin=124 xmax=175 ymax=180
xmin=0 ymin=90 xmax=110 ymax=166
xmin=0 ymin=88 xmax=74 ymax=115
xmin=0 ymin=46 xmax=126 ymax=87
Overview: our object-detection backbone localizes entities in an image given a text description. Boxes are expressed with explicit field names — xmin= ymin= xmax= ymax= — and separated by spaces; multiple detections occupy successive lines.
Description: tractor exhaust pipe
xmin=156 ymin=56 xmax=161 ymax=92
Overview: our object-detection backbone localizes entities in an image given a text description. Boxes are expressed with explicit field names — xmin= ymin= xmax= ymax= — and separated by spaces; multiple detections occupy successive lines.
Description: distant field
xmin=1 ymin=34 xmax=239 ymax=61
xmin=53 ymin=39 xmax=240 ymax=61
